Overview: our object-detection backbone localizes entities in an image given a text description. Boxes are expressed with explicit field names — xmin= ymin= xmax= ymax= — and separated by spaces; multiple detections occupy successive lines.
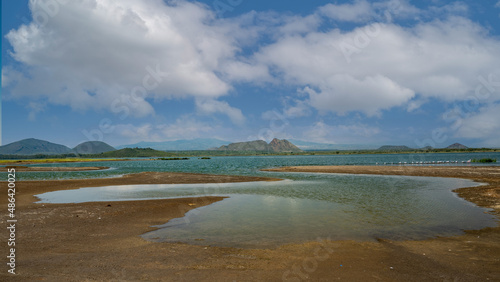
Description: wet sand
xmin=0 ymin=166 xmax=109 ymax=172
xmin=1 ymin=167 xmax=499 ymax=281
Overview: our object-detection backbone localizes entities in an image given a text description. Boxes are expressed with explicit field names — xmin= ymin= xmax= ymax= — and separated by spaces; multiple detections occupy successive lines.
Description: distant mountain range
xmin=120 ymin=138 xmax=381 ymax=151
xmin=377 ymin=143 xmax=469 ymax=151
xmin=0 ymin=138 xmax=115 ymax=155
xmin=217 ymin=138 xmax=303 ymax=152
xmin=116 ymin=138 xmax=230 ymax=151
xmin=0 ymin=138 xmax=474 ymax=156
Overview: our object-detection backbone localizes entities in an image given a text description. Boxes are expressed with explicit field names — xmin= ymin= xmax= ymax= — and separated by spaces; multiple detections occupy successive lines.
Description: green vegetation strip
xmin=0 ymin=158 xmax=127 ymax=164
xmin=471 ymin=158 xmax=497 ymax=163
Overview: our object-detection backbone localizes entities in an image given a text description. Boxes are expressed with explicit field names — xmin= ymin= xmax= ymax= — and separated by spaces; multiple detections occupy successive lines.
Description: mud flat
xmin=1 ymin=167 xmax=499 ymax=281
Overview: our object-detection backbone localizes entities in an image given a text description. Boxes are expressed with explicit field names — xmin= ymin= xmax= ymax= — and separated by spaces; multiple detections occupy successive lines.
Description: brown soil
xmin=1 ymin=167 xmax=499 ymax=281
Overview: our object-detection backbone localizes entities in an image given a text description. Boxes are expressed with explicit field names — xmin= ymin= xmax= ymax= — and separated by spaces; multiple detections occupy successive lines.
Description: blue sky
xmin=2 ymin=0 xmax=500 ymax=148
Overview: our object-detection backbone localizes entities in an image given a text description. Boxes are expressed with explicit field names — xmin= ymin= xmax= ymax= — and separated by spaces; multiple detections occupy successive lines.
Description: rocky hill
xmin=218 ymin=138 xmax=303 ymax=152
xmin=218 ymin=140 xmax=269 ymax=151
xmin=73 ymin=141 xmax=116 ymax=154
xmin=269 ymin=138 xmax=302 ymax=152
xmin=0 ymin=138 xmax=72 ymax=155
xmin=446 ymin=143 xmax=468 ymax=149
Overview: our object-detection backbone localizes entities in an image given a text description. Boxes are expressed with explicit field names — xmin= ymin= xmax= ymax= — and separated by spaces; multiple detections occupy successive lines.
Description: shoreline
xmin=0 ymin=166 xmax=110 ymax=172
xmin=0 ymin=158 xmax=151 ymax=165
xmin=1 ymin=167 xmax=499 ymax=281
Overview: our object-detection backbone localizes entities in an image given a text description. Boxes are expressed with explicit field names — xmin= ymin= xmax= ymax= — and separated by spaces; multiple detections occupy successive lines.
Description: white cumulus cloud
xmin=254 ymin=16 xmax=500 ymax=115
xmin=195 ymin=99 xmax=246 ymax=125
xmin=4 ymin=0 xmax=239 ymax=116
xmin=455 ymin=103 xmax=500 ymax=147
xmin=4 ymin=0 xmax=500 ymax=132
xmin=305 ymin=75 xmax=415 ymax=116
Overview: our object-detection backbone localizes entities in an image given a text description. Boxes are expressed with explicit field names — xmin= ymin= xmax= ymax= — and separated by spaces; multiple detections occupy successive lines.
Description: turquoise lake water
xmin=12 ymin=152 xmax=500 ymax=248
xmin=8 ymin=152 xmax=500 ymax=181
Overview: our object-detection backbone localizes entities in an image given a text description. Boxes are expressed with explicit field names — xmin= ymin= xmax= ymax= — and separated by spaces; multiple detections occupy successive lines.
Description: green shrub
xmin=471 ymin=158 xmax=497 ymax=163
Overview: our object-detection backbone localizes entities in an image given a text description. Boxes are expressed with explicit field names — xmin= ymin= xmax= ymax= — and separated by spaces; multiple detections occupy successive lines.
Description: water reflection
xmin=36 ymin=173 xmax=497 ymax=248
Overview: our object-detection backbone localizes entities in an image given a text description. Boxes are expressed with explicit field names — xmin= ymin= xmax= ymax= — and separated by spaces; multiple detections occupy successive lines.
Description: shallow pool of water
xmin=36 ymin=172 xmax=497 ymax=248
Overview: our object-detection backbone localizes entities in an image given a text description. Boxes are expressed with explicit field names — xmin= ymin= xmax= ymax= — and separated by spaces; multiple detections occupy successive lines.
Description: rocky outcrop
xmin=218 ymin=140 xmax=270 ymax=151
xmin=218 ymin=138 xmax=303 ymax=152
xmin=269 ymin=138 xmax=302 ymax=152
xmin=446 ymin=143 xmax=468 ymax=149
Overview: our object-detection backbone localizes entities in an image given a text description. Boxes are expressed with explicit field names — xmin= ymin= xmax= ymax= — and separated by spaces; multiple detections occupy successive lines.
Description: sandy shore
xmin=0 ymin=166 xmax=110 ymax=172
xmin=1 ymin=167 xmax=499 ymax=281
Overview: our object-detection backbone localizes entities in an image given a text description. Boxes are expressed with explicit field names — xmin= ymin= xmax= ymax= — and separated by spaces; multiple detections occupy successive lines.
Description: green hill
xmin=73 ymin=141 xmax=116 ymax=154
xmin=0 ymin=138 xmax=72 ymax=155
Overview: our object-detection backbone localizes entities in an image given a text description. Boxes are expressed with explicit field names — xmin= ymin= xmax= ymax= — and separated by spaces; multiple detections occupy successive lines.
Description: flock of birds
xmin=377 ymin=160 xmax=472 ymax=165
